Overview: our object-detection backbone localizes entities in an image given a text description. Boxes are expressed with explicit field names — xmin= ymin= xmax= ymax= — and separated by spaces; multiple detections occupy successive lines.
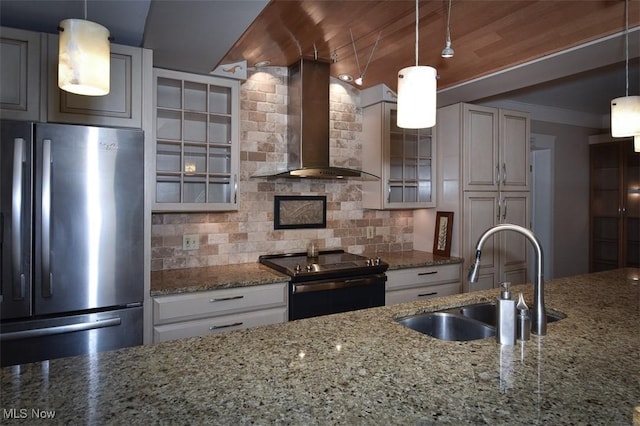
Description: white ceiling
xmin=1 ymin=0 xmax=638 ymax=119
xmin=484 ymin=59 xmax=639 ymax=116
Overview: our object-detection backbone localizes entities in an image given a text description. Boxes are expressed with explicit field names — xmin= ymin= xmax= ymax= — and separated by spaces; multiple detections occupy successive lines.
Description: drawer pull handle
xmin=209 ymin=295 xmax=244 ymax=303
xmin=209 ymin=322 xmax=243 ymax=330
xmin=418 ymin=292 xmax=438 ymax=297
xmin=417 ymin=271 xmax=438 ymax=276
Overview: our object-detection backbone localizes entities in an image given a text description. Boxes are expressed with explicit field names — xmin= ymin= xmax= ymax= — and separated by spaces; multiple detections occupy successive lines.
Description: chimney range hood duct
xmin=253 ymin=58 xmax=379 ymax=180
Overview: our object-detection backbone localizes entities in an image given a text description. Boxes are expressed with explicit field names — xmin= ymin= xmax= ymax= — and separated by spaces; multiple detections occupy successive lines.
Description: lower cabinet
xmin=153 ymin=282 xmax=288 ymax=343
xmin=385 ymin=263 xmax=461 ymax=305
xmin=463 ymin=191 xmax=530 ymax=292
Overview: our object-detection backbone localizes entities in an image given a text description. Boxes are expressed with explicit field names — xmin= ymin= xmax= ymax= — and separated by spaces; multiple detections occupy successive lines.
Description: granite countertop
xmin=151 ymin=250 xmax=463 ymax=296
xmin=372 ymin=250 xmax=463 ymax=270
xmin=150 ymin=263 xmax=289 ymax=296
xmin=3 ymin=268 xmax=639 ymax=424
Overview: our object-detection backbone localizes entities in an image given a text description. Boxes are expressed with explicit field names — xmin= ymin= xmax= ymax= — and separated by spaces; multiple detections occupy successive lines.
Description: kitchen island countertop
xmin=2 ymin=268 xmax=639 ymax=424
xmin=151 ymin=250 xmax=462 ymax=296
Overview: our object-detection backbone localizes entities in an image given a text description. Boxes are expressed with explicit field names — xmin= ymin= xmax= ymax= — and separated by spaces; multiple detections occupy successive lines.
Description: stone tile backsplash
xmin=151 ymin=67 xmax=415 ymax=271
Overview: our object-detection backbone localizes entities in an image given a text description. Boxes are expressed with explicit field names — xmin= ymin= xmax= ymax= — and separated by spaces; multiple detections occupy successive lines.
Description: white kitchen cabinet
xmin=463 ymin=191 xmax=529 ymax=292
xmin=47 ymin=36 xmax=151 ymax=129
xmin=0 ymin=27 xmax=44 ymax=121
xmin=152 ymin=68 xmax=239 ymax=212
xmin=426 ymin=103 xmax=531 ymax=293
xmin=153 ymin=282 xmax=288 ymax=343
xmin=385 ymin=263 xmax=461 ymax=305
xmin=0 ymin=26 xmax=151 ymax=127
xmin=462 ymin=104 xmax=530 ymax=192
xmin=362 ymin=102 xmax=436 ymax=209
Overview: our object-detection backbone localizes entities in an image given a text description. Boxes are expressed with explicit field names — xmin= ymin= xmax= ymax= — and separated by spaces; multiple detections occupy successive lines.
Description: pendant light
xmin=611 ymin=0 xmax=640 ymax=138
xmin=397 ymin=0 xmax=437 ymax=129
xmin=58 ymin=0 xmax=110 ymax=96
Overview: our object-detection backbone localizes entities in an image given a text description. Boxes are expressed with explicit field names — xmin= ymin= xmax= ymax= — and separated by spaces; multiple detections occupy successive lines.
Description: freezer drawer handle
xmin=0 ymin=317 xmax=121 ymax=341
xmin=12 ymin=138 xmax=26 ymax=300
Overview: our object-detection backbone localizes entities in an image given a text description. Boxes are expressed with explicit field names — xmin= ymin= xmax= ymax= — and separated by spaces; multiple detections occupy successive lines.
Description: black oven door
xmin=288 ymin=273 xmax=386 ymax=320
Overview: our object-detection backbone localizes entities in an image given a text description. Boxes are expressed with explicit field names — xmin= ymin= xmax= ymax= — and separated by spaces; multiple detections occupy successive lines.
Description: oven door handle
xmin=291 ymin=274 xmax=385 ymax=294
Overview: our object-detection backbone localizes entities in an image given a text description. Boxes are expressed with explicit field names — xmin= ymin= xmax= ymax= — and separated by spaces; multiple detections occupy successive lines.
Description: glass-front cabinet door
xmin=153 ymin=68 xmax=239 ymax=212
xmin=362 ymin=102 xmax=436 ymax=209
xmin=388 ymin=108 xmax=433 ymax=206
xmin=589 ymin=139 xmax=640 ymax=271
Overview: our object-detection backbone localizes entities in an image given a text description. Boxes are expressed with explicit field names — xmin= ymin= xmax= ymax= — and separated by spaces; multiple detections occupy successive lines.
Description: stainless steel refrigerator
xmin=1 ymin=120 xmax=144 ymax=367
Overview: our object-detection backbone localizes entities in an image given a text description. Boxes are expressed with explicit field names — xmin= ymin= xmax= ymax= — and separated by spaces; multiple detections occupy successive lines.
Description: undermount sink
xmin=396 ymin=312 xmax=495 ymax=341
xmin=396 ymin=302 xmax=566 ymax=342
xmin=459 ymin=302 xmax=566 ymax=327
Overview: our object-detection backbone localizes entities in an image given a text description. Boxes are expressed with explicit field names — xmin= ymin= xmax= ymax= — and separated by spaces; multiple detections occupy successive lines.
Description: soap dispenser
xmin=516 ymin=292 xmax=531 ymax=341
xmin=496 ymin=282 xmax=517 ymax=345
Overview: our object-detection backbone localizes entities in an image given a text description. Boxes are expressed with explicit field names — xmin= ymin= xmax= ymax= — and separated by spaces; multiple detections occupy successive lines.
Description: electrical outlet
xmin=183 ymin=234 xmax=199 ymax=250
xmin=366 ymin=226 xmax=375 ymax=239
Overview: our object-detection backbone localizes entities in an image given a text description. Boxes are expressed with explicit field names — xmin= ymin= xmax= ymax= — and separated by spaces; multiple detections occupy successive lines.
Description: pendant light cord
xmin=624 ymin=0 xmax=629 ymax=97
xmin=84 ymin=0 xmax=87 ymax=20
xmin=415 ymin=0 xmax=419 ymax=66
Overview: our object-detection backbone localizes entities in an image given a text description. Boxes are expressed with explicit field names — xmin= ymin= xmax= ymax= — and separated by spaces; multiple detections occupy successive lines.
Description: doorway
xmin=530 ymin=133 xmax=555 ymax=281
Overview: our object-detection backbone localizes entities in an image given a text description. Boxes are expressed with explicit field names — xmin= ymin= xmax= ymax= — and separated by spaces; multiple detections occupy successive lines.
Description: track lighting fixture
xmin=441 ymin=0 xmax=454 ymax=58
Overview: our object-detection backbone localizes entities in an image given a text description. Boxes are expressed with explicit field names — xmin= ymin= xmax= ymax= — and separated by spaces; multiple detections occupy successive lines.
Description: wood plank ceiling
xmin=220 ymin=0 xmax=640 ymax=92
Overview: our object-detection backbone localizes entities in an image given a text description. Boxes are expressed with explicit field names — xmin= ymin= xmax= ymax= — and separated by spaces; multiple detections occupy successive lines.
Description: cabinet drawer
xmin=153 ymin=282 xmax=287 ymax=325
xmin=153 ymin=307 xmax=287 ymax=343
xmin=387 ymin=264 xmax=460 ymax=290
xmin=385 ymin=282 xmax=460 ymax=306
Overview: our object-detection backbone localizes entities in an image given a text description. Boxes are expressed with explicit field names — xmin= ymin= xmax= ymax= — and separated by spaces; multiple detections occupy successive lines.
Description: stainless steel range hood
xmin=253 ymin=59 xmax=378 ymax=180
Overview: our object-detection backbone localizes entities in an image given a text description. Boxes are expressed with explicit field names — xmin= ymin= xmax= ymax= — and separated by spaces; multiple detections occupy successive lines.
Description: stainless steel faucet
xmin=467 ymin=224 xmax=547 ymax=336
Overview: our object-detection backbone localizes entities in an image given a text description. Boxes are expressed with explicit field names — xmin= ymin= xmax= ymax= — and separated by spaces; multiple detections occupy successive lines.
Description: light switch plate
xmin=366 ymin=226 xmax=375 ymax=239
xmin=183 ymin=234 xmax=199 ymax=250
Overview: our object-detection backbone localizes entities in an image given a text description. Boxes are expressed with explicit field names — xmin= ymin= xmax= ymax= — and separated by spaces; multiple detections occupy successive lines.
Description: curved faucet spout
xmin=467 ymin=224 xmax=546 ymax=336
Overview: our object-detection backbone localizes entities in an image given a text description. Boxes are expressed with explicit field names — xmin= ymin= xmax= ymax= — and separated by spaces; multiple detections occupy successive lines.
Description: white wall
xmin=531 ymin=120 xmax=598 ymax=277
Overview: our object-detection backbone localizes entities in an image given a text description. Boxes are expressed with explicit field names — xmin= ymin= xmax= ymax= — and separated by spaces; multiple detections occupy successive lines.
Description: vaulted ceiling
xmin=220 ymin=0 xmax=640 ymax=94
xmin=1 ymin=0 xmax=639 ymax=115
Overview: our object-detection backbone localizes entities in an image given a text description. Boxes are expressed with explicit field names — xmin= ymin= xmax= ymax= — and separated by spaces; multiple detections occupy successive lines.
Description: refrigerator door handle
xmin=0 ymin=317 xmax=122 ymax=341
xmin=12 ymin=138 xmax=26 ymax=300
xmin=41 ymin=139 xmax=52 ymax=298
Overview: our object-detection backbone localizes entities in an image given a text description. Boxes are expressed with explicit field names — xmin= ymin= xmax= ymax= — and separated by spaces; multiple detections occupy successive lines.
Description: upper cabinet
xmin=462 ymin=104 xmax=530 ymax=192
xmin=152 ymin=68 xmax=239 ymax=212
xmin=47 ymin=34 xmax=151 ymax=129
xmin=0 ymin=26 xmax=151 ymax=129
xmin=434 ymin=103 xmax=531 ymax=292
xmin=0 ymin=27 xmax=44 ymax=122
xmin=362 ymin=102 xmax=436 ymax=209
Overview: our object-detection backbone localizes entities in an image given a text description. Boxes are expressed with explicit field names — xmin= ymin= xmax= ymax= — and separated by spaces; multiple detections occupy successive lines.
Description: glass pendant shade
xmin=397 ymin=66 xmax=437 ymax=129
xmin=58 ymin=19 xmax=110 ymax=96
xmin=611 ymin=96 xmax=640 ymax=137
